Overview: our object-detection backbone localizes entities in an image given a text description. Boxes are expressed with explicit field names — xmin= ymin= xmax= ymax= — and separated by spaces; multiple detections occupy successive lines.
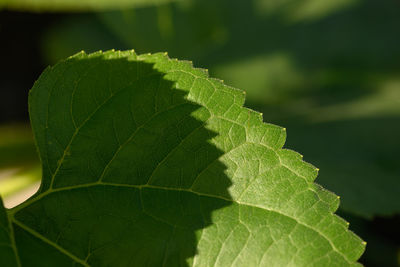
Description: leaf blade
xmin=6 ymin=50 xmax=364 ymax=266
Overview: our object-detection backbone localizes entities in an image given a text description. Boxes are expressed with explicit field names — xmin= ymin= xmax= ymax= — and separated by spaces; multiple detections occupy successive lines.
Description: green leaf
xmin=0 ymin=0 xmax=178 ymax=12
xmin=2 ymin=50 xmax=364 ymax=266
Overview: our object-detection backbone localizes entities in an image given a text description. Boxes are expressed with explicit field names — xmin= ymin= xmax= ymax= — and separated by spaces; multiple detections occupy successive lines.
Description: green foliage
xmin=0 ymin=0 xmax=177 ymax=11
xmin=0 ymin=50 xmax=365 ymax=266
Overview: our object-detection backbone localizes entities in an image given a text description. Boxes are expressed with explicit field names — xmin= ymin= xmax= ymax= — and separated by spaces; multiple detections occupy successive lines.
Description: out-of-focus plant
xmin=0 ymin=0 xmax=180 ymax=12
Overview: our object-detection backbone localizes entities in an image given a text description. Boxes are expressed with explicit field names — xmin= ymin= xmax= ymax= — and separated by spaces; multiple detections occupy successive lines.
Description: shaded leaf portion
xmin=4 ymin=51 xmax=364 ymax=266
xmin=0 ymin=198 xmax=18 ymax=267
xmin=0 ymin=0 xmax=178 ymax=12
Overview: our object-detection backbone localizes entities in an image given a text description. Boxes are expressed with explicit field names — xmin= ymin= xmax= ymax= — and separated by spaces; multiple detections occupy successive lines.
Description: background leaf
xmin=2 ymin=50 xmax=365 ymax=266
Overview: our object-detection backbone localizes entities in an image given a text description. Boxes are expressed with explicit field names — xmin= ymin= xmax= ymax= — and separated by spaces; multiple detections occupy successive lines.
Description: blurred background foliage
xmin=0 ymin=0 xmax=399 ymax=265
xmin=0 ymin=0 xmax=177 ymax=11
